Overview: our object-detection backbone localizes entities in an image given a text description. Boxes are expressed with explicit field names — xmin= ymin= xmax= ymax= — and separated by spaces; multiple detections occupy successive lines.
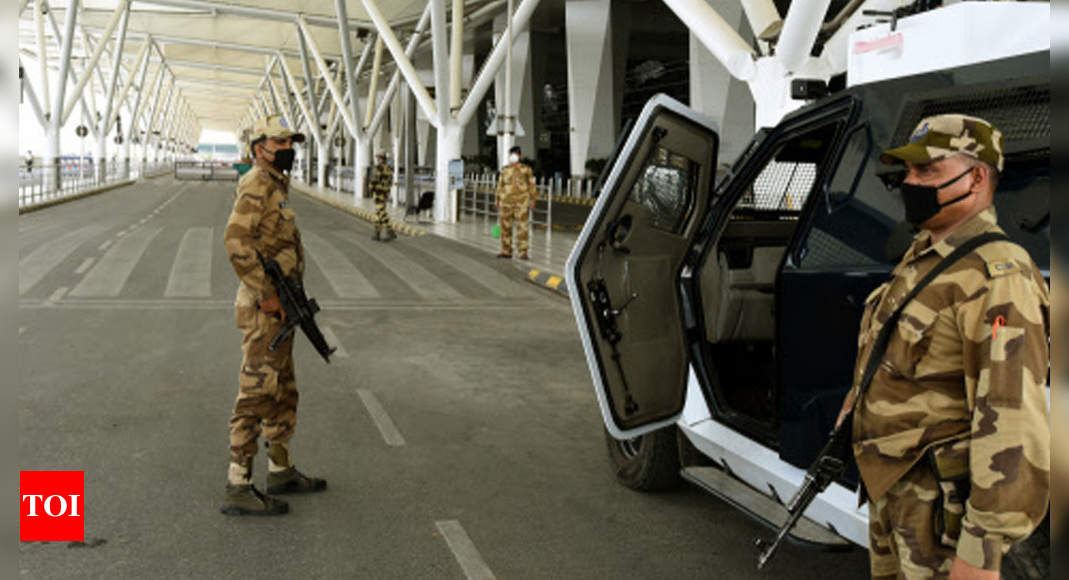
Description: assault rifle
xmin=755 ymin=415 xmax=852 ymax=569
xmin=258 ymin=252 xmax=336 ymax=363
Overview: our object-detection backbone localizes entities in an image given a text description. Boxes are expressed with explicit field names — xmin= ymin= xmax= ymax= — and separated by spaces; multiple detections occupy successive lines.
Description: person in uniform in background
xmin=370 ymin=151 xmax=396 ymax=242
xmin=221 ymin=114 xmax=327 ymax=516
xmin=836 ymin=115 xmax=1049 ymax=579
xmin=494 ymin=145 xmax=537 ymax=260
xmin=25 ymin=150 xmax=33 ymax=174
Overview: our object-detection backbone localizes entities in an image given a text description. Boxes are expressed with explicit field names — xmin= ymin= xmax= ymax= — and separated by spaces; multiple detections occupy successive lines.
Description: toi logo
xmin=20 ymin=471 xmax=84 ymax=542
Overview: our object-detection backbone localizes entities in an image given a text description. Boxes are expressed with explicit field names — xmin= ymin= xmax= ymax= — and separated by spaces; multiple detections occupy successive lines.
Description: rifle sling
xmin=851 ymin=232 xmax=1009 ymax=410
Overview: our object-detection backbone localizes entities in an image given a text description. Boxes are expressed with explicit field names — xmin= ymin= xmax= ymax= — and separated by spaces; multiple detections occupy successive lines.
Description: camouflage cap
xmin=250 ymin=114 xmax=305 ymax=143
xmin=880 ymin=114 xmax=1004 ymax=172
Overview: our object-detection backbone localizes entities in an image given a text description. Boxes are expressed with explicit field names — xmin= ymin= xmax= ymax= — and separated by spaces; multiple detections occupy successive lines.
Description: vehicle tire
xmin=1001 ymin=514 xmax=1050 ymax=580
xmin=604 ymin=425 xmax=681 ymax=492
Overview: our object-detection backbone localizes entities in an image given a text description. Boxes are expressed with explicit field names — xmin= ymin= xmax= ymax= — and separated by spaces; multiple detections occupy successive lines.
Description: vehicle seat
xmin=703 ymin=246 xmax=784 ymax=343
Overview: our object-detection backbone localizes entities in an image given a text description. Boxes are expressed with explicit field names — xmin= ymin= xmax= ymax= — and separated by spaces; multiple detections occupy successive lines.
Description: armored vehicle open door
xmin=566 ymin=95 xmax=719 ymax=440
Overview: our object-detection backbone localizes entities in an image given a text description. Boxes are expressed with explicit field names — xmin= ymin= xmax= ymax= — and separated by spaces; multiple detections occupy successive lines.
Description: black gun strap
xmin=852 ymin=232 xmax=1009 ymax=408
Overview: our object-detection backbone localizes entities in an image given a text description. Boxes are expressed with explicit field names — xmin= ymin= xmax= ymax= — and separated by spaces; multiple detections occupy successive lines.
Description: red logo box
xmin=20 ymin=471 xmax=84 ymax=542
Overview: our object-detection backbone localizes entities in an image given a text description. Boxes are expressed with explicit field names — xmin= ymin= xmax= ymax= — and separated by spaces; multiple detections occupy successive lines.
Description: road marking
xmin=74 ymin=257 xmax=96 ymax=275
xmin=98 ymin=240 xmax=113 ymax=252
xmin=302 ymin=232 xmax=380 ymax=299
xmin=320 ymin=326 xmax=349 ymax=359
xmin=336 ymin=231 xmax=462 ymax=299
xmin=19 ymin=327 xmax=26 ymax=336
xmin=356 ymin=389 xmax=405 ymax=447
xmin=70 ymin=226 xmax=164 ymax=297
xmin=45 ymin=286 xmax=68 ymax=305
xmin=165 ymin=227 xmax=213 ymax=297
xmin=411 ymin=245 xmax=520 ymax=297
xmin=435 ymin=520 xmax=497 ymax=580
xmin=19 ymin=225 xmax=106 ymax=295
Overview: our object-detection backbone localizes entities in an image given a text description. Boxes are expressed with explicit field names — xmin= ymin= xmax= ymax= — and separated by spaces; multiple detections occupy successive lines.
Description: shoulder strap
xmin=853 ymin=232 xmax=1010 ymax=405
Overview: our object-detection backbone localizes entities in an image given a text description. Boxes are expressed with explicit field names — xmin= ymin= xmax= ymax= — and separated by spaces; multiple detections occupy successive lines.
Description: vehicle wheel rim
xmin=619 ymin=436 xmax=643 ymax=460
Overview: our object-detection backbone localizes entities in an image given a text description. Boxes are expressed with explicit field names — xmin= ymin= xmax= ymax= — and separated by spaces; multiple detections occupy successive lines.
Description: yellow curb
xmin=528 ymin=269 xmax=541 ymax=280
xmin=546 ymin=275 xmax=563 ymax=290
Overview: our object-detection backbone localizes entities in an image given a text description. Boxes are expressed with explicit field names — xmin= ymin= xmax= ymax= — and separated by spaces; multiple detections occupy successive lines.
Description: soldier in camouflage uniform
xmin=494 ymin=145 xmax=538 ymax=259
xmin=836 ymin=115 xmax=1049 ymax=579
xmin=221 ymin=114 xmax=327 ymax=516
xmin=370 ymin=151 xmax=397 ymax=241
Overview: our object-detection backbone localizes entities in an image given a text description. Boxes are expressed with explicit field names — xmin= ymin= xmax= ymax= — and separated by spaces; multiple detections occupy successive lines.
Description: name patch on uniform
xmin=986 ymin=260 xmax=1019 ymax=278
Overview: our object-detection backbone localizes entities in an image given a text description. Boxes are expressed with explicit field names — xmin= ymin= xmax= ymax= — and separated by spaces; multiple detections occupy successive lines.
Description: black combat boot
xmin=267 ymin=467 xmax=328 ymax=494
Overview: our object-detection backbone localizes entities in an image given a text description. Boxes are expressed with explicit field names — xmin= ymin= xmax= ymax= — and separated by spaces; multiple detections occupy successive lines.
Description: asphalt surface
xmin=17 ymin=176 xmax=870 ymax=579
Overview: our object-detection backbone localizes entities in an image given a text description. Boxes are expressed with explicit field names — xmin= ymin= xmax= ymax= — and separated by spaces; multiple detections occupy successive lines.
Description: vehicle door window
xmin=627 ymin=146 xmax=698 ymax=235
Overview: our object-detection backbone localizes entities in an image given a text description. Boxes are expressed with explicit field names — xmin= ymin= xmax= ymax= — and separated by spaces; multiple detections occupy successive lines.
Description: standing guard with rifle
xmin=221 ymin=114 xmax=330 ymax=516
xmin=760 ymin=115 xmax=1049 ymax=579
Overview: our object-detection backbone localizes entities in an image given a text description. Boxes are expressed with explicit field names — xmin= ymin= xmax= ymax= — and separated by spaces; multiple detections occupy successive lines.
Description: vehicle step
xmin=681 ymin=466 xmax=850 ymax=548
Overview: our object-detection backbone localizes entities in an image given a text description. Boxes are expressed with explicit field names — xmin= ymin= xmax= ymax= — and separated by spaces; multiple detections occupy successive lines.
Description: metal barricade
xmin=174 ymin=161 xmax=240 ymax=181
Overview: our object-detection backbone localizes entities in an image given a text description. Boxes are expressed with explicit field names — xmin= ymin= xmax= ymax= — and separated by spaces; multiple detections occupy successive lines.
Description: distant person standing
xmin=370 ymin=152 xmax=397 ymax=242
xmin=25 ymin=150 xmax=33 ymax=174
xmin=494 ymin=146 xmax=537 ymax=260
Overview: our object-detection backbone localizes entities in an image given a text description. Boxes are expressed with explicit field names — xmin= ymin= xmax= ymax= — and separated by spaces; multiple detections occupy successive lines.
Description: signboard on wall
xmin=448 ymin=159 xmax=464 ymax=190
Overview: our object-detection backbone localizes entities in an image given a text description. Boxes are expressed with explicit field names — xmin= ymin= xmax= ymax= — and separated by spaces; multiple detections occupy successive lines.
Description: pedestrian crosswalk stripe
xmin=19 ymin=225 xmax=107 ymax=295
xmin=165 ymin=227 xmax=213 ymax=297
xmin=335 ymin=231 xmax=462 ymax=299
xmin=69 ymin=226 xmax=164 ymax=297
xmin=301 ymin=231 xmax=381 ymax=299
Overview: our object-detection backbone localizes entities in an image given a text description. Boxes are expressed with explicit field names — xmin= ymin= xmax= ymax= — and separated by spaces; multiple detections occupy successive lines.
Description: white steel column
xmin=689 ymin=0 xmax=756 ymax=164
xmin=95 ymin=1 xmax=130 ymax=183
xmin=565 ymin=0 xmax=616 ymax=180
xmin=493 ymin=11 xmax=534 ymax=165
xmin=45 ymin=0 xmax=81 ymax=192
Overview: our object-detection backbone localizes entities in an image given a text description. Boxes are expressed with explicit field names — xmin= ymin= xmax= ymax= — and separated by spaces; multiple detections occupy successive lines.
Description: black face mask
xmin=899 ymin=168 xmax=974 ymax=227
xmin=270 ymin=148 xmax=296 ymax=173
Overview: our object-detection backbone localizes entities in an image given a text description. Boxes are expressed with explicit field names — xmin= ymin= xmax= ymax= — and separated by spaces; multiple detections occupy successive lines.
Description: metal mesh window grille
xmin=893 ymin=84 xmax=1049 ymax=155
xmin=738 ymin=161 xmax=817 ymax=212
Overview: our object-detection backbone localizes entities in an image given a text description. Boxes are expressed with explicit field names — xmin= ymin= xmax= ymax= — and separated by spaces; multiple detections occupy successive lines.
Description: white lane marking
xmin=70 ymin=226 xmax=164 ymax=297
xmin=98 ymin=240 xmax=113 ymax=252
xmin=45 ymin=286 xmax=68 ymax=305
xmin=165 ymin=227 xmax=213 ymax=297
xmin=320 ymin=326 xmax=349 ymax=358
xmin=335 ymin=231 xmax=462 ymax=299
xmin=356 ymin=389 xmax=406 ymax=447
xmin=413 ymin=245 xmax=520 ymax=297
xmin=74 ymin=257 xmax=96 ymax=275
xmin=19 ymin=327 xmax=26 ymax=336
xmin=435 ymin=520 xmax=497 ymax=580
xmin=301 ymin=232 xmax=380 ymax=299
xmin=19 ymin=226 xmax=107 ymax=295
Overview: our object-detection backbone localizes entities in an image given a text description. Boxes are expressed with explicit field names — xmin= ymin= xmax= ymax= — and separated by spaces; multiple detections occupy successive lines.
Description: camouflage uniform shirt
xmin=224 ymin=160 xmax=305 ymax=305
xmin=370 ymin=161 xmax=393 ymax=200
xmin=495 ymin=162 xmax=537 ymax=206
xmin=849 ymin=206 xmax=1049 ymax=569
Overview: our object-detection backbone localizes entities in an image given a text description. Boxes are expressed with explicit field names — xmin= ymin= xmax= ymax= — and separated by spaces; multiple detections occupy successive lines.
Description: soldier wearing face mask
xmin=494 ymin=145 xmax=538 ymax=259
xmin=221 ymin=114 xmax=327 ymax=516
xmin=835 ymin=115 xmax=1049 ymax=579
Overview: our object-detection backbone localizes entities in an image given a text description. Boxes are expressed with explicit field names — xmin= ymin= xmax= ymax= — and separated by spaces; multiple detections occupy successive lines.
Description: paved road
xmin=17 ymin=177 xmax=869 ymax=579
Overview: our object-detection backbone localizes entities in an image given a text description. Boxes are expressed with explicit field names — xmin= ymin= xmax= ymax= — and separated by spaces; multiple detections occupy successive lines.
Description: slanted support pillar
xmin=565 ymin=0 xmax=616 ymax=180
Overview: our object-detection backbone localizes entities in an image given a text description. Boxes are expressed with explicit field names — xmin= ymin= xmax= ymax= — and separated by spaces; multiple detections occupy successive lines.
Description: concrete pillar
xmin=689 ymin=0 xmax=755 ymax=165
xmin=416 ymin=115 xmax=431 ymax=167
xmin=434 ymin=121 xmax=463 ymax=223
xmin=316 ymin=140 xmax=329 ymax=188
xmin=565 ymin=0 xmax=616 ymax=179
xmin=493 ymin=15 xmax=535 ymax=166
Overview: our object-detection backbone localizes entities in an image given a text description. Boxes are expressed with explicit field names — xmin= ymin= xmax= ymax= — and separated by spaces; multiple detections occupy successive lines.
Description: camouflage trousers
xmin=868 ymin=463 xmax=956 ymax=579
xmin=373 ymin=193 xmax=393 ymax=233
xmin=499 ymin=203 xmax=530 ymax=255
xmin=229 ymin=303 xmax=299 ymax=465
